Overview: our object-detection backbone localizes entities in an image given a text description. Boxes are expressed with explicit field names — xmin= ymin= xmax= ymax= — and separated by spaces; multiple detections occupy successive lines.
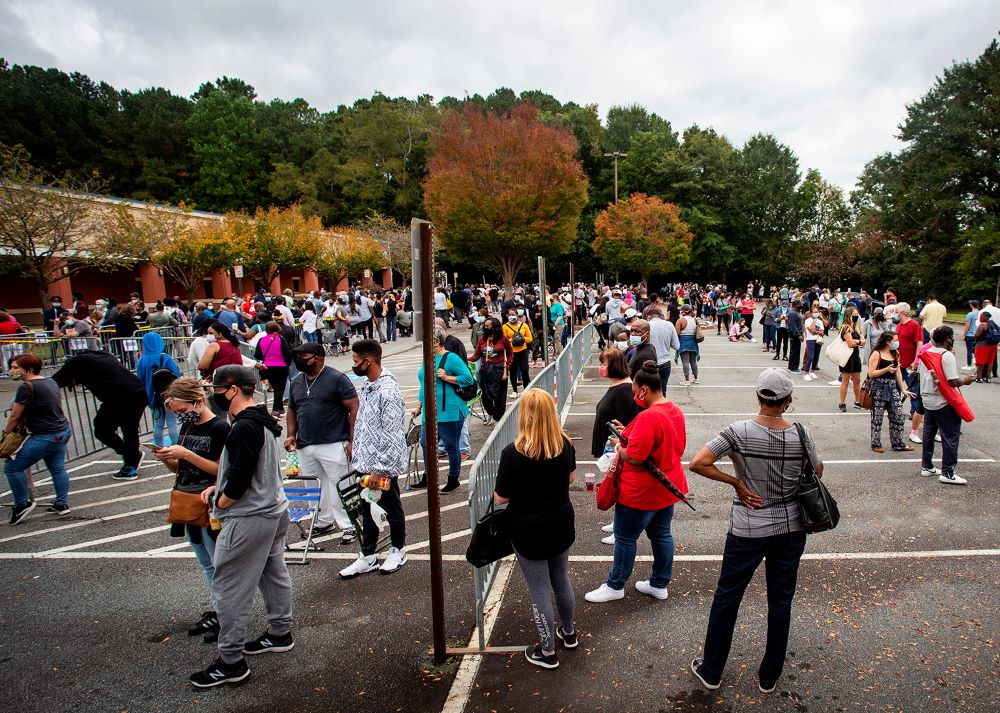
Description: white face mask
xmin=615 ymin=341 xmax=628 ymax=351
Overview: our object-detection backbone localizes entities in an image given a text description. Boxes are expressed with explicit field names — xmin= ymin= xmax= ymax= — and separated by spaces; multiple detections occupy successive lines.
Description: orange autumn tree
xmin=593 ymin=193 xmax=694 ymax=290
xmin=423 ymin=104 xmax=589 ymax=294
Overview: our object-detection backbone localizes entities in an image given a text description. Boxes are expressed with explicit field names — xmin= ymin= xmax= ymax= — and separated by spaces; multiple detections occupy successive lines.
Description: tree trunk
xmin=496 ymin=251 xmax=524 ymax=300
xmin=640 ymin=271 xmax=650 ymax=297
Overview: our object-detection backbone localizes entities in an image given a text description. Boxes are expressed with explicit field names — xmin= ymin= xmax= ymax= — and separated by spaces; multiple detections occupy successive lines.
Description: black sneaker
xmin=188 ymin=611 xmax=219 ymax=637
xmin=440 ymin=479 xmax=461 ymax=494
xmin=312 ymin=523 xmax=336 ymax=536
xmin=9 ymin=501 xmax=36 ymax=525
xmin=555 ymin=627 xmax=578 ymax=649
xmin=203 ymin=630 xmax=219 ymax=644
xmin=340 ymin=528 xmax=357 ymax=545
xmin=759 ymin=680 xmax=777 ymax=694
xmin=45 ymin=503 xmax=71 ymax=515
xmin=410 ymin=475 xmax=427 ymax=489
xmin=244 ymin=630 xmax=294 ymax=655
xmin=691 ymin=658 xmax=720 ymax=690
xmin=524 ymin=645 xmax=558 ymax=669
xmin=111 ymin=465 xmax=139 ymax=481
xmin=838 ymin=403 xmax=847 ymax=413
xmin=190 ymin=657 xmax=250 ymax=688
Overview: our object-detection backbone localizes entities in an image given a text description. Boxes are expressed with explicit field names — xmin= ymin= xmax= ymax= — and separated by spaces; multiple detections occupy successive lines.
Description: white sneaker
xmin=601 ymin=523 xmax=614 ymax=533
xmin=934 ymin=433 xmax=942 ymax=443
xmin=692 ymin=379 xmax=699 ymax=384
xmin=827 ymin=379 xmax=841 ymax=386
xmin=338 ymin=554 xmax=378 ymax=579
xmin=921 ymin=466 xmax=941 ymax=477
xmin=939 ymin=473 xmax=967 ymax=485
xmin=909 ymin=433 xmax=922 ymax=444
xmin=802 ymin=373 xmax=812 ymax=381
xmin=961 ymin=365 xmax=973 ymax=372
xmin=584 ymin=583 xmax=625 ymax=603
xmin=601 ymin=534 xmax=615 ymax=545
xmin=379 ymin=547 xmax=407 ymax=574
xmin=635 ymin=580 xmax=669 ymax=600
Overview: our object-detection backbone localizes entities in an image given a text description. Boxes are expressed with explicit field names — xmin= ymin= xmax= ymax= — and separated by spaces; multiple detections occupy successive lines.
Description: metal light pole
xmin=538 ymin=256 xmax=549 ymax=365
xmin=603 ymin=151 xmax=628 ymax=203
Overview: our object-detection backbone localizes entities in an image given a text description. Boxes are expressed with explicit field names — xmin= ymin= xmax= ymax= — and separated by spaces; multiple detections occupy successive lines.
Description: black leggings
xmin=717 ymin=312 xmax=732 ymax=335
xmin=510 ymin=350 xmax=530 ymax=392
xmin=265 ymin=366 xmax=289 ymax=413
xmin=93 ymin=393 xmax=147 ymax=468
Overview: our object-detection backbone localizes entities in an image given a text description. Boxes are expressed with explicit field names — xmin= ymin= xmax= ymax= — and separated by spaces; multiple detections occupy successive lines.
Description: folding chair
xmin=284 ymin=478 xmax=323 ymax=565
xmin=338 ymin=471 xmax=392 ymax=553
xmin=465 ymin=360 xmax=489 ymax=424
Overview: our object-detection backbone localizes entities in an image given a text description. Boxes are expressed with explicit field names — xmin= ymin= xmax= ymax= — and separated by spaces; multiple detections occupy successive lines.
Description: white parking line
xmin=406 ymin=528 xmax=472 ymax=552
xmin=0 ymin=464 xmax=162 ymax=498
xmin=33 ymin=525 xmax=168 ymax=556
xmin=567 ymin=411 xmax=871 ymax=417
xmin=0 ymin=492 xmax=171 ymax=543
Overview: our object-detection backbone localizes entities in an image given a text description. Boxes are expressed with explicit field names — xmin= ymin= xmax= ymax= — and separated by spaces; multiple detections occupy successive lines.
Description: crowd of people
xmin=1 ymin=277 xmax=996 ymax=689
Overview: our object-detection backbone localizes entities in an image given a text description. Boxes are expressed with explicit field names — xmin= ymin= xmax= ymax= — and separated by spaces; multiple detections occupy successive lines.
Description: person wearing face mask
xmin=614 ymin=330 xmax=636 ymax=362
xmin=688 ymin=369 xmax=821 ymax=694
xmin=42 ymin=296 xmax=69 ymax=332
xmin=157 ymin=377 xmax=232 ymax=643
xmin=198 ymin=322 xmax=244 ymax=383
xmin=136 ymin=331 xmax=183 ymax=446
xmin=591 ymin=349 xmax=640 ymax=459
xmin=586 ymin=360 xmax=687 ymax=603
xmin=189 ymin=365 xmax=293 ymax=688
xmin=801 ymin=307 xmax=826 ymax=381
xmin=892 ymin=304 xmax=925 ymax=443
xmin=253 ymin=322 xmax=294 ymax=419
xmin=339 ymin=340 xmax=409 ymax=578
xmin=284 ymin=343 xmax=359 ymax=543
xmin=627 ymin=319 xmax=658 ymax=379
xmin=503 ymin=308 xmax=534 ymax=396
xmin=470 ymin=318 xmax=513 ymax=425
xmin=867 ymin=332 xmax=917 ymax=453
xmin=836 ymin=306 xmax=865 ymax=412
xmin=3 ymin=354 xmax=72 ymax=524
xmin=470 ymin=309 xmax=488 ymax=350
xmin=333 ymin=294 xmax=352 ymax=354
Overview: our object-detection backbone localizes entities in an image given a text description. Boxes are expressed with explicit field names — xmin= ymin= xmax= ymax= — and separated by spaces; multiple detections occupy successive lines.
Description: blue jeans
xmin=965 ymin=335 xmax=976 ymax=367
xmin=607 ymin=503 xmax=675 ymax=590
xmin=700 ymin=531 xmax=807 ymax=687
xmin=421 ymin=418 xmax=463 ymax=480
xmin=303 ymin=330 xmax=319 ymax=343
xmin=4 ymin=426 xmax=72 ymax=507
xmin=187 ymin=526 xmax=218 ymax=610
xmin=386 ymin=315 xmax=397 ymax=341
xmin=438 ymin=417 xmax=471 ymax=455
xmin=151 ymin=405 xmax=178 ymax=447
xmin=763 ymin=324 xmax=776 ymax=350
xmin=903 ymin=369 xmax=921 ymax=416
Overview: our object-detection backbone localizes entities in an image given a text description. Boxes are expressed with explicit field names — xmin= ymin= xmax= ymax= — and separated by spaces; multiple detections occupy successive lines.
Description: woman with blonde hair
xmin=836 ymin=305 xmax=865 ymax=412
xmin=494 ymin=389 xmax=577 ymax=670
xmin=155 ymin=377 xmax=231 ymax=642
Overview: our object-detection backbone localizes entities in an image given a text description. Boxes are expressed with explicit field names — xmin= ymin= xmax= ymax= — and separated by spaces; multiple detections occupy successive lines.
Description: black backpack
xmin=442 ymin=352 xmax=477 ymax=403
xmin=510 ymin=324 xmax=526 ymax=348
xmin=151 ymin=354 xmax=178 ymax=406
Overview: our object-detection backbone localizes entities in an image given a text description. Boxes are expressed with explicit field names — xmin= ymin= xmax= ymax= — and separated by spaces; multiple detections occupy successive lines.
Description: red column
xmin=46 ymin=258 xmax=73 ymax=303
xmin=138 ymin=262 xmax=166 ymax=302
xmin=211 ymin=268 xmax=232 ymax=300
xmin=303 ymin=268 xmax=320 ymax=293
xmin=269 ymin=265 xmax=282 ymax=295
xmin=380 ymin=268 xmax=393 ymax=289
xmin=336 ymin=277 xmax=349 ymax=293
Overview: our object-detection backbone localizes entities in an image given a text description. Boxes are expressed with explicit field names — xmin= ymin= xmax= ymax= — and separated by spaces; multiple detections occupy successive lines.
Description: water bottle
xmin=209 ymin=492 xmax=222 ymax=531
xmin=286 ymin=450 xmax=299 ymax=478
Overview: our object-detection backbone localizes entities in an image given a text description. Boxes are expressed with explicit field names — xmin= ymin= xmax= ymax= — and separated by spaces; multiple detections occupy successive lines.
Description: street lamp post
xmin=603 ymin=151 xmax=628 ymax=203
xmin=992 ymin=262 xmax=1000 ymax=305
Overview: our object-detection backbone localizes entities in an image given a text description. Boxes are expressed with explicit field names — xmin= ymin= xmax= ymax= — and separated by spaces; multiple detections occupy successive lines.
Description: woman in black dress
xmin=837 ymin=305 xmax=865 ymax=412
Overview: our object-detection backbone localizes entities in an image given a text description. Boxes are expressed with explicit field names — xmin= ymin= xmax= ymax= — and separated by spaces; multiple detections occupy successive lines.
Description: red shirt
xmin=619 ymin=402 xmax=687 ymax=510
xmin=895 ymin=319 xmax=923 ymax=368
xmin=0 ymin=319 xmax=22 ymax=335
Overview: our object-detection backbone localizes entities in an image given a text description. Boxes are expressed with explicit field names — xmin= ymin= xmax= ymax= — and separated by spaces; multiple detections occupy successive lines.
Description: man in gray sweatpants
xmin=190 ymin=365 xmax=294 ymax=688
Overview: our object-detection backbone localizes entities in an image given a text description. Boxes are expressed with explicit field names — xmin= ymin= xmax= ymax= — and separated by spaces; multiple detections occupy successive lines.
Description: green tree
xmin=229 ymin=206 xmax=323 ymax=288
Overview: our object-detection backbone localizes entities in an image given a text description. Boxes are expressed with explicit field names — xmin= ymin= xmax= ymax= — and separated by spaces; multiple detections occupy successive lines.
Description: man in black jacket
xmin=786 ymin=301 xmax=804 ymax=373
xmin=628 ymin=319 xmax=659 ymax=379
xmin=52 ymin=350 xmax=147 ymax=480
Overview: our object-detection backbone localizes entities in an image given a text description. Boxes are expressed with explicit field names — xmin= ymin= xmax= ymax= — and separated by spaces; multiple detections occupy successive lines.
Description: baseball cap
xmin=623 ymin=308 xmax=638 ymax=319
xmin=756 ymin=368 xmax=794 ymax=400
xmin=212 ymin=365 xmax=258 ymax=388
xmin=292 ymin=343 xmax=325 ymax=358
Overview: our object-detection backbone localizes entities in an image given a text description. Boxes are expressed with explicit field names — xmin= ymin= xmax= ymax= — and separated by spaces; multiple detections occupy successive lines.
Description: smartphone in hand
xmin=142 ymin=443 xmax=161 ymax=452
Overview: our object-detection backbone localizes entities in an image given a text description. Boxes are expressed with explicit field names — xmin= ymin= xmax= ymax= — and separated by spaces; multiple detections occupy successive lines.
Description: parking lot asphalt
xmin=1 ymin=327 xmax=998 ymax=712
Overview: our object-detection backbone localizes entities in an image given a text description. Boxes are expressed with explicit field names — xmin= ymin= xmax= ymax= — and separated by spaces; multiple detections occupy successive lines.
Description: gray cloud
xmin=3 ymin=0 xmax=998 ymax=189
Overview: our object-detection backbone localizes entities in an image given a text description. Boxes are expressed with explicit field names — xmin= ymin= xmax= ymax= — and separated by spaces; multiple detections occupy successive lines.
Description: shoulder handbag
xmin=445 ymin=352 xmax=478 ymax=402
xmin=793 ymin=423 xmax=839 ymax=533
xmin=167 ymin=489 xmax=210 ymax=527
xmin=0 ymin=381 xmax=34 ymax=459
xmin=824 ymin=333 xmax=852 ymax=367
xmin=859 ymin=378 xmax=874 ymax=410
xmin=694 ymin=322 xmax=704 ymax=343
xmin=465 ymin=499 xmax=513 ymax=567
xmin=595 ymin=452 xmax=624 ymax=510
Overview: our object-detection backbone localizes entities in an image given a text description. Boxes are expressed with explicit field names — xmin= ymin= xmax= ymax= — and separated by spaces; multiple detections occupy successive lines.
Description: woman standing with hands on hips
xmin=688 ymin=368 xmax=823 ymax=694
xmin=494 ymin=390 xmax=578 ymax=670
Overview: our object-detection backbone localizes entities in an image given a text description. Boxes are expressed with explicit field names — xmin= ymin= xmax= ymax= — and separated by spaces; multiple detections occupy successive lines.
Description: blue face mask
xmin=475 ymin=315 xmax=486 ymax=323
xmin=891 ymin=341 xmax=899 ymax=351
xmin=629 ymin=335 xmax=642 ymax=346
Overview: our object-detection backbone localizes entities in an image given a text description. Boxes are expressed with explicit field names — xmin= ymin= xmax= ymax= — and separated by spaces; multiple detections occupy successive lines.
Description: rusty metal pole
xmin=419 ymin=221 xmax=447 ymax=664
xmin=569 ymin=262 xmax=575 ymax=339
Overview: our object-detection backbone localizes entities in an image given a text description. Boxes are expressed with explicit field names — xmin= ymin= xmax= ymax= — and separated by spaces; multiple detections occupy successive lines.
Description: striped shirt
xmin=706 ymin=420 xmax=820 ymax=538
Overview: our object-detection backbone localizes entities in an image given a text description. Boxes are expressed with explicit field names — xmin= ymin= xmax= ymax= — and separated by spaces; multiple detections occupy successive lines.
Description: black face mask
xmin=294 ymin=357 xmax=313 ymax=372
xmin=352 ymin=360 xmax=369 ymax=377
xmin=212 ymin=389 xmax=234 ymax=413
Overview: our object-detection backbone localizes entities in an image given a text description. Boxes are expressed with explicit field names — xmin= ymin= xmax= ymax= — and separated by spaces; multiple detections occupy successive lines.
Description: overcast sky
xmin=2 ymin=0 xmax=998 ymax=190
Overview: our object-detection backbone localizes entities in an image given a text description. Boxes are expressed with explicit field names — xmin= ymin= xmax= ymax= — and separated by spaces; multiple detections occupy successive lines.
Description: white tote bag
xmin=825 ymin=333 xmax=852 ymax=367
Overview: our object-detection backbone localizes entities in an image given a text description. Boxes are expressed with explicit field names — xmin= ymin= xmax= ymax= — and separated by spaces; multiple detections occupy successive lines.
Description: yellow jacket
xmin=502 ymin=321 xmax=533 ymax=353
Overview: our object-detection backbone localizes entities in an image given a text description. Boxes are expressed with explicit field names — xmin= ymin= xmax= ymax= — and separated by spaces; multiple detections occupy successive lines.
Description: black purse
xmin=465 ymin=499 xmax=513 ymax=567
xmin=794 ymin=423 xmax=840 ymax=533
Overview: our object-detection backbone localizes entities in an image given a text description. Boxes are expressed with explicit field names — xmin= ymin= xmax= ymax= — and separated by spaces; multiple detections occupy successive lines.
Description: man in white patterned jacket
xmin=339 ymin=339 xmax=409 ymax=578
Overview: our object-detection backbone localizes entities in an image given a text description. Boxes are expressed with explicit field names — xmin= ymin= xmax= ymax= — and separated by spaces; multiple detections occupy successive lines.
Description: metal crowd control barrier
xmin=465 ymin=322 xmax=594 ymax=652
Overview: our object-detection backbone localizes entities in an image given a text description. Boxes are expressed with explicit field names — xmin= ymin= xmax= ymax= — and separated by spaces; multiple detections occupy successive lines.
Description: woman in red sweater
xmin=586 ymin=359 xmax=687 ymax=603
xmin=470 ymin=317 xmax=512 ymax=425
